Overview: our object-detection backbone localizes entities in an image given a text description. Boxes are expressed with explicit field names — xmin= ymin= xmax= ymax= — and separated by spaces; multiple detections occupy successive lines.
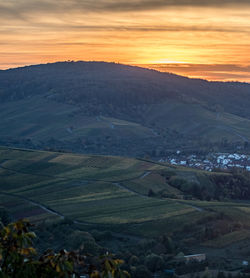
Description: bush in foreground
xmin=0 ymin=219 xmax=130 ymax=278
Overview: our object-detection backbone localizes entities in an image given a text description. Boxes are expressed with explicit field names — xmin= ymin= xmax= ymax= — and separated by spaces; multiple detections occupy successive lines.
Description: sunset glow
xmin=1 ymin=1 xmax=250 ymax=81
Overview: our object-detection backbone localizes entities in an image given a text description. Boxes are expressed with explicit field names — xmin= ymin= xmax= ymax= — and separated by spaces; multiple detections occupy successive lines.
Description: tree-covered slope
xmin=1 ymin=61 xmax=250 ymax=117
xmin=1 ymin=61 xmax=250 ymax=155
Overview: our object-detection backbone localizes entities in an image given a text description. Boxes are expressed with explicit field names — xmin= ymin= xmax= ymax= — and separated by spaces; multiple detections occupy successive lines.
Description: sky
xmin=1 ymin=0 xmax=250 ymax=82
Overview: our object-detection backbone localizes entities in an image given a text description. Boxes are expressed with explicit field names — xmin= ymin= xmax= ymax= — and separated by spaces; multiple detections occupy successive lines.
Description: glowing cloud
xmin=0 ymin=0 xmax=249 ymax=81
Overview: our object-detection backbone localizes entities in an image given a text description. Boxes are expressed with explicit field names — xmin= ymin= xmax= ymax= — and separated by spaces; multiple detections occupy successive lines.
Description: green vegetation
xmin=1 ymin=62 xmax=250 ymax=156
xmin=2 ymin=62 xmax=250 ymax=276
xmin=0 ymin=219 xmax=130 ymax=278
xmin=1 ymin=147 xmax=250 ymax=243
xmin=202 ymin=230 xmax=250 ymax=248
xmin=0 ymin=147 xmax=199 ymax=230
xmin=2 ymin=147 xmax=250 ymax=275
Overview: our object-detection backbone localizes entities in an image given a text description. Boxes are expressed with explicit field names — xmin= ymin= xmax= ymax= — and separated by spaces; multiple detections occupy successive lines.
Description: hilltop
xmin=1 ymin=61 xmax=250 ymax=156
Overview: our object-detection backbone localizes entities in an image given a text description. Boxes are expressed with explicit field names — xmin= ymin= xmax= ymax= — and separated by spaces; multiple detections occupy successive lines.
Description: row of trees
xmin=158 ymin=168 xmax=250 ymax=201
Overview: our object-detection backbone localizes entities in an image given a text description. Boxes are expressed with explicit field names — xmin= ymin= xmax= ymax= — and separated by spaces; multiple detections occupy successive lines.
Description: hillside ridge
xmin=1 ymin=61 xmax=250 ymax=157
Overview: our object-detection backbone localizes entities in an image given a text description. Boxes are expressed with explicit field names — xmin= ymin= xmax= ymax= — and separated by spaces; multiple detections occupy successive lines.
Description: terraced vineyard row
xmin=2 ymin=146 xmax=250 ymax=242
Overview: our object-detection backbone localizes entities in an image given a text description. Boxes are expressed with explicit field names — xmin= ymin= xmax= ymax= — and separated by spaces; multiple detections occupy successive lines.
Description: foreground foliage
xmin=0 ymin=219 xmax=130 ymax=278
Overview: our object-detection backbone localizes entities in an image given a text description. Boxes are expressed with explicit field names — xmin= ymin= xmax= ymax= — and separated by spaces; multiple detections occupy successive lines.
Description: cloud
xmin=149 ymin=63 xmax=250 ymax=72
xmin=144 ymin=63 xmax=250 ymax=82
xmin=0 ymin=0 xmax=249 ymax=20
xmin=87 ymin=0 xmax=250 ymax=12
xmin=0 ymin=0 xmax=249 ymax=83
xmin=49 ymin=25 xmax=250 ymax=34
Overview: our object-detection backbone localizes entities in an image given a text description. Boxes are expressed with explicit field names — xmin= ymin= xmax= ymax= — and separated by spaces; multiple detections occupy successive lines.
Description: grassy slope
xmin=0 ymin=97 xmax=154 ymax=142
xmin=1 ymin=147 xmax=250 ymax=242
xmin=146 ymin=101 xmax=250 ymax=142
xmin=0 ymin=96 xmax=250 ymax=154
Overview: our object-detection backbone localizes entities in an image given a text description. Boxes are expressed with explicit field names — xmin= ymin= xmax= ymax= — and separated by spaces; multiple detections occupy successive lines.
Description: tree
xmin=0 ymin=219 xmax=130 ymax=278
xmin=0 ymin=219 xmax=79 ymax=277
xmin=129 ymin=255 xmax=140 ymax=266
xmin=91 ymin=254 xmax=130 ymax=278
xmin=145 ymin=253 xmax=165 ymax=272
xmin=134 ymin=265 xmax=151 ymax=278
xmin=148 ymin=189 xmax=156 ymax=197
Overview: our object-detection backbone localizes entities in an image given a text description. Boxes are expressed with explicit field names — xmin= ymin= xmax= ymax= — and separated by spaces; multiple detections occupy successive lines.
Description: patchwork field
xmin=1 ymin=146 xmax=250 ymax=241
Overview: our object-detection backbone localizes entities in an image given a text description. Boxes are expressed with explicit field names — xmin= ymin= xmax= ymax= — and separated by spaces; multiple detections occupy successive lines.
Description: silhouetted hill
xmin=1 ymin=61 xmax=250 ymax=115
xmin=0 ymin=61 xmax=250 ymax=156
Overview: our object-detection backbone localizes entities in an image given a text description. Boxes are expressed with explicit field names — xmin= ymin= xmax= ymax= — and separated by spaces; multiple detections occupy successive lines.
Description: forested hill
xmin=1 ymin=61 xmax=250 ymax=156
xmin=0 ymin=61 xmax=250 ymax=118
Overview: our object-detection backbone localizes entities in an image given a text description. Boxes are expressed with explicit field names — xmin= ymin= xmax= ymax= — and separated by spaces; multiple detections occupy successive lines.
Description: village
xmin=159 ymin=152 xmax=250 ymax=172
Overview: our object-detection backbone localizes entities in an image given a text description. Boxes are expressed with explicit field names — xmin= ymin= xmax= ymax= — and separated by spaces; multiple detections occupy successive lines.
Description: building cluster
xmin=159 ymin=152 xmax=250 ymax=172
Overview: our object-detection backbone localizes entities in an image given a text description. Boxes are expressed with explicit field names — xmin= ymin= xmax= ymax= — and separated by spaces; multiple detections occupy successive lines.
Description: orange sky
xmin=0 ymin=0 xmax=250 ymax=82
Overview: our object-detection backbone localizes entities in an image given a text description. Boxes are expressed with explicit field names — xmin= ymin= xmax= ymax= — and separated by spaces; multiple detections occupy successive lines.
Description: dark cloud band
xmin=96 ymin=0 xmax=250 ymax=12
xmin=0 ymin=0 xmax=249 ymax=19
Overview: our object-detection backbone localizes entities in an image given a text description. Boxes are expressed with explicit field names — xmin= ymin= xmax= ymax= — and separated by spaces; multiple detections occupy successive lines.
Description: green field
xmin=1 ymin=147 xmax=250 ymax=241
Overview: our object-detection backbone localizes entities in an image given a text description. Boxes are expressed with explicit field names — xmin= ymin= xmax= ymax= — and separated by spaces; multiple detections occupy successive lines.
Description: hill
xmin=1 ymin=61 xmax=250 ymax=156
xmin=1 ymin=146 xmax=250 ymax=247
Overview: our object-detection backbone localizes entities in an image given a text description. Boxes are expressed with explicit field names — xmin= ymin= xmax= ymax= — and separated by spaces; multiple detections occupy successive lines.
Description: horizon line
xmin=1 ymin=60 xmax=249 ymax=85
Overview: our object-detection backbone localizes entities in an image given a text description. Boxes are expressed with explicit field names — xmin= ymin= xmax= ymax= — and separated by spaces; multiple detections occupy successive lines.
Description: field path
xmin=29 ymin=200 xmax=65 ymax=219
xmin=113 ymin=182 xmax=150 ymax=198
xmin=139 ymin=171 xmax=151 ymax=179
xmin=0 ymin=192 xmax=64 ymax=219
xmin=0 ymin=191 xmax=99 ymax=226
xmin=113 ymin=182 xmax=204 ymax=212
xmin=187 ymin=204 xmax=204 ymax=212
xmin=174 ymin=200 xmax=204 ymax=212
xmin=0 ymin=157 xmax=204 ymax=222
xmin=113 ymin=181 xmax=205 ymax=212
